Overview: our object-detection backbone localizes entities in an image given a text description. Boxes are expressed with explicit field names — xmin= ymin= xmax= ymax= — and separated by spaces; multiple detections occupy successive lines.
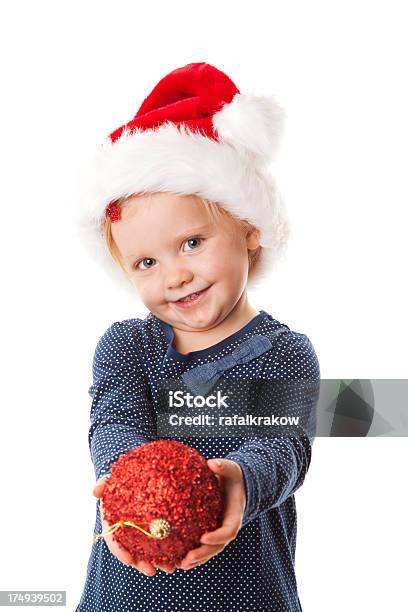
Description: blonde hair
xmin=104 ymin=193 xmax=262 ymax=276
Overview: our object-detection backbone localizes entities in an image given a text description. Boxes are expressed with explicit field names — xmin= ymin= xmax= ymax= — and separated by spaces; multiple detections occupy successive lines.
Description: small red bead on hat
xmin=105 ymin=200 xmax=121 ymax=223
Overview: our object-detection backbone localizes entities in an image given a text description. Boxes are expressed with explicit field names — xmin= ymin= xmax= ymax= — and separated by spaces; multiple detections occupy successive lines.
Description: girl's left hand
xmin=177 ymin=458 xmax=246 ymax=571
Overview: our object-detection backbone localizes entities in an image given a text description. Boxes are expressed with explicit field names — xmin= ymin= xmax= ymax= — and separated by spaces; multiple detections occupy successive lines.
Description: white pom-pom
xmin=213 ymin=92 xmax=286 ymax=167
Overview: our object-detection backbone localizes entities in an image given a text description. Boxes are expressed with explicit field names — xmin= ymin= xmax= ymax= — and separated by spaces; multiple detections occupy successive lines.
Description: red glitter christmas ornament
xmin=95 ymin=440 xmax=223 ymax=565
xmin=105 ymin=200 xmax=121 ymax=223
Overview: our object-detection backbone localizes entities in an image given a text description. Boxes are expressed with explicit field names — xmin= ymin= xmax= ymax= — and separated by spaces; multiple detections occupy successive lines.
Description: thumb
xmin=208 ymin=458 xmax=242 ymax=481
xmin=207 ymin=458 xmax=226 ymax=473
xmin=93 ymin=474 xmax=110 ymax=498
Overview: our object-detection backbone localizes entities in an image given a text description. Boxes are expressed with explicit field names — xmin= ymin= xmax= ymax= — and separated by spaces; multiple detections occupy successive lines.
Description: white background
xmin=1 ymin=1 xmax=407 ymax=610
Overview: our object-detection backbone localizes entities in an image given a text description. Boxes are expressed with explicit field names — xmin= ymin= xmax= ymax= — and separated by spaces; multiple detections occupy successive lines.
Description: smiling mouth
xmin=173 ymin=287 xmax=210 ymax=303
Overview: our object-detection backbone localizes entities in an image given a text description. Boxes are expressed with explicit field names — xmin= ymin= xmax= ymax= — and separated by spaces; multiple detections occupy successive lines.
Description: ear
xmin=246 ymin=227 xmax=260 ymax=250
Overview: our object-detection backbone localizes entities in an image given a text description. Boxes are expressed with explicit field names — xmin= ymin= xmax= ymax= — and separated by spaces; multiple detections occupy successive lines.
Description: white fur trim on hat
xmin=75 ymin=92 xmax=291 ymax=295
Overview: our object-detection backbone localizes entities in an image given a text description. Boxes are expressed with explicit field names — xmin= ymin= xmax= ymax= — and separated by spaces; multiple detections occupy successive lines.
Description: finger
xmin=103 ymin=529 xmax=135 ymax=567
xmin=179 ymin=543 xmax=224 ymax=567
xmin=135 ymin=561 xmax=176 ymax=575
xmin=155 ymin=563 xmax=176 ymax=574
xmin=207 ymin=460 xmax=244 ymax=512
xmin=98 ymin=499 xmax=143 ymax=569
xmin=179 ymin=544 xmax=225 ymax=569
xmin=199 ymin=507 xmax=241 ymax=545
xmin=208 ymin=458 xmax=242 ymax=484
xmin=133 ymin=560 xmax=157 ymax=576
xmin=98 ymin=500 xmax=167 ymax=576
xmin=199 ymin=480 xmax=242 ymax=541
xmin=100 ymin=513 xmax=134 ymax=566
xmin=130 ymin=559 xmax=176 ymax=576
xmin=200 ymin=477 xmax=244 ymax=545
xmin=93 ymin=474 xmax=110 ymax=498
xmin=103 ymin=528 xmax=157 ymax=576
xmin=199 ymin=520 xmax=240 ymax=545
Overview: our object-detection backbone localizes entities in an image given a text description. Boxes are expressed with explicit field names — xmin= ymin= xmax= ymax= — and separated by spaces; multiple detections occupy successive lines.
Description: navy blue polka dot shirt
xmin=76 ymin=310 xmax=320 ymax=612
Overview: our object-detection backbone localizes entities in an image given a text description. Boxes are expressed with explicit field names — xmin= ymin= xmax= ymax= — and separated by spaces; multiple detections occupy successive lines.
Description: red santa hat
xmin=75 ymin=62 xmax=291 ymax=292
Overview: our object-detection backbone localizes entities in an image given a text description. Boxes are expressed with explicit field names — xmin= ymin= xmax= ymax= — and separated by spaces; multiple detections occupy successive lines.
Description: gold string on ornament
xmin=93 ymin=518 xmax=172 ymax=542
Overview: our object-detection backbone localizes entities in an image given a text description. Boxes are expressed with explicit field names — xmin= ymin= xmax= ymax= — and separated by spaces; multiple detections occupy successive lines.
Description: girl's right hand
xmin=93 ymin=475 xmax=176 ymax=577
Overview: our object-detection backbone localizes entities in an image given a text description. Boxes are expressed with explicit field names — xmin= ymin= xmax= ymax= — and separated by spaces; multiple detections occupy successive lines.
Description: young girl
xmin=76 ymin=62 xmax=320 ymax=612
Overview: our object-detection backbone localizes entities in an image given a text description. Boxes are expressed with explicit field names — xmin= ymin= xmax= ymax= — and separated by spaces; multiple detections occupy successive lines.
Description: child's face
xmin=111 ymin=192 xmax=259 ymax=332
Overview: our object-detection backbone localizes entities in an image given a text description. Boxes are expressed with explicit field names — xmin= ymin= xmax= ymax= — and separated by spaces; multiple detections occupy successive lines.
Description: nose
xmin=164 ymin=263 xmax=194 ymax=291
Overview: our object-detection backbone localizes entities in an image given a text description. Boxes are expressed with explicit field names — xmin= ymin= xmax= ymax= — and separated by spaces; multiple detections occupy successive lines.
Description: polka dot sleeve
xmin=88 ymin=321 xmax=158 ymax=480
xmin=225 ymin=332 xmax=320 ymax=527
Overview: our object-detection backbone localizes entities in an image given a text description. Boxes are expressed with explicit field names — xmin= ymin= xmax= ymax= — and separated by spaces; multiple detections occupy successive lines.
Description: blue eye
xmin=136 ymin=258 xmax=156 ymax=270
xmin=183 ymin=237 xmax=202 ymax=252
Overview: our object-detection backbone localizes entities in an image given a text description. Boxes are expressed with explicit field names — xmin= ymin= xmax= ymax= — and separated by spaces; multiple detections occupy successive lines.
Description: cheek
xmin=202 ymin=238 xmax=248 ymax=279
xmin=130 ymin=277 xmax=158 ymax=304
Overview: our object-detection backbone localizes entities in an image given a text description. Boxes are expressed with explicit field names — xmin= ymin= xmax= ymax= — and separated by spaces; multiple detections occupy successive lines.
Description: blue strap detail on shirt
xmin=181 ymin=327 xmax=288 ymax=396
